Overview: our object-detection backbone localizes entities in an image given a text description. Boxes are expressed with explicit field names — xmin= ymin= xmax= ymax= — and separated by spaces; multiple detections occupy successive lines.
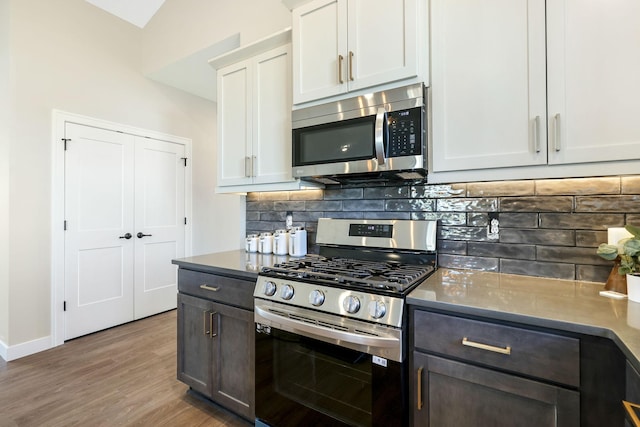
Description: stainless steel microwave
xmin=292 ymin=83 xmax=427 ymax=185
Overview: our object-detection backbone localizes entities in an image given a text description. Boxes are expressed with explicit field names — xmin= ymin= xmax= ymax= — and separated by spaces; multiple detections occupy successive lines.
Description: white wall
xmin=4 ymin=0 xmax=245 ymax=351
xmin=140 ymin=0 xmax=292 ymax=75
xmin=0 ymin=0 xmax=10 ymax=346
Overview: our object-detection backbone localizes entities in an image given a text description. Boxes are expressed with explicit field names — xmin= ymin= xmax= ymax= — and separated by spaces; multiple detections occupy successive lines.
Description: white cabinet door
xmin=547 ymin=0 xmax=640 ymax=165
xmin=347 ymin=0 xmax=418 ymax=92
xmin=293 ymin=0 xmax=347 ymax=104
xmin=430 ymin=0 xmax=547 ymax=172
xmin=253 ymin=45 xmax=294 ymax=185
xmin=133 ymin=137 xmax=185 ymax=319
xmin=217 ymin=60 xmax=252 ymax=187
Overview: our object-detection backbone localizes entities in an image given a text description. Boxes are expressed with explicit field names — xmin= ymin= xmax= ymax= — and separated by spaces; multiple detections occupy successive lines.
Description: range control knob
xmin=280 ymin=284 xmax=294 ymax=300
xmin=368 ymin=300 xmax=387 ymax=319
xmin=263 ymin=281 xmax=277 ymax=297
xmin=309 ymin=290 xmax=325 ymax=307
xmin=343 ymin=295 xmax=361 ymax=314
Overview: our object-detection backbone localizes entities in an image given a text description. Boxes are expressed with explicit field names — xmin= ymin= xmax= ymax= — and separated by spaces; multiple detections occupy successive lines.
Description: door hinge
xmin=181 ymin=157 xmax=188 ymax=167
xmin=64 ymin=220 xmax=67 ymax=230
xmin=63 ymin=301 xmax=67 ymax=311
xmin=61 ymin=138 xmax=71 ymax=150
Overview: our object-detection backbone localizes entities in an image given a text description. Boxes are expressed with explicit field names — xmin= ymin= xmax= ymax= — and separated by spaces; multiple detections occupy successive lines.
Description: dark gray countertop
xmin=408 ymin=268 xmax=640 ymax=369
xmin=172 ymin=250 xmax=291 ymax=280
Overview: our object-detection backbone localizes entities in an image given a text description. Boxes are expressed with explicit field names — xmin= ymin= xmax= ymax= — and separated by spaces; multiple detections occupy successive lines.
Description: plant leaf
xmin=620 ymin=254 xmax=635 ymax=274
xmin=624 ymin=238 xmax=640 ymax=257
xmin=625 ymin=224 xmax=640 ymax=239
xmin=597 ymin=243 xmax=619 ymax=260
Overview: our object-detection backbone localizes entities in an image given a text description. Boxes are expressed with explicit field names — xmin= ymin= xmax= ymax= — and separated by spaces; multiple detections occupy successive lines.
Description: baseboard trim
xmin=1 ymin=336 xmax=52 ymax=361
xmin=0 ymin=338 xmax=7 ymax=361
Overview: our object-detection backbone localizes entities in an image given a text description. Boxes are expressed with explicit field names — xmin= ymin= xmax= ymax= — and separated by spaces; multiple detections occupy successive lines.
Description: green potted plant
xmin=598 ymin=224 xmax=640 ymax=301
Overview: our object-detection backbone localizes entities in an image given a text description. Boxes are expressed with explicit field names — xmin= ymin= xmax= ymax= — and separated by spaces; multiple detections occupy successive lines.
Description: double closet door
xmin=64 ymin=123 xmax=186 ymax=340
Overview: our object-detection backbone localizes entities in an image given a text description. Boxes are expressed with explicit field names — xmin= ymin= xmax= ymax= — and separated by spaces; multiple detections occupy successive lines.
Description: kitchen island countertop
xmin=408 ymin=268 xmax=640 ymax=369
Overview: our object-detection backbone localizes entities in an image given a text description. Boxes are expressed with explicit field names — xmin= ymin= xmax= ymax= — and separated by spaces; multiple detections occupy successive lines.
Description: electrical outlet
xmin=487 ymin=212 xmax=499 ymax=240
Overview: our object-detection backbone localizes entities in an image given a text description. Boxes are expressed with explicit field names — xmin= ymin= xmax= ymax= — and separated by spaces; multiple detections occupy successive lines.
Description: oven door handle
xmin=255 ymin=305 xmax=400 ymax=348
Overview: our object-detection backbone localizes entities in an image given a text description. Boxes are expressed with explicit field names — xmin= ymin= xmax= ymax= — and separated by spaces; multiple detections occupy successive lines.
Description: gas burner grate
xmin=261 ymin=256 xmax=435 ymax=293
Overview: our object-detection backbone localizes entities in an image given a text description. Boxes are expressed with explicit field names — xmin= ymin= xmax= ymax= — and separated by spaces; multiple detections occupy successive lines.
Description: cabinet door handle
xmin=200 ymin=284 xmax=220 ymax=292
xmin=533 ymin=116 xmax=541 ymax=153
xmin=338 ymin=54 xmax=344 ymax=84
xmin=209 ymin=311 xmax=218 ymax=338
xmin=554 ymin=113 xmax=562 ymax=152
xmin=417 ymin=366 xmax=424 ymax=410
xmin=349 ymin=51 xmax=354 ymax=81
xmin=245 ymin=156 xmax=251 ymax=177
xmin=462 ymin=337 xmax=511 ymax=355
xmin=252 ymin=155 xmax=257 ymax=178
xmin=203 ymin=310 xmax=210 ymax=336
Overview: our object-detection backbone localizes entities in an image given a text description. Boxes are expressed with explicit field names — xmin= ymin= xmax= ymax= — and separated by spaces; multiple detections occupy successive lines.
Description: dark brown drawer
xmin=178 ymin=269 xmax=254 ymax=310
xmin=413 ymin=310 xmax=579 ymax=387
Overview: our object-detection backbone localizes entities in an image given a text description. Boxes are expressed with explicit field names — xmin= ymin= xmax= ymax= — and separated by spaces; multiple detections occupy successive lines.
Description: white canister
xmin=289 ymin=226 xmax=307 ymax=257
xmin=245 ymin=234 xmax=259 ymax=252
xmin=273 ymin=229 xmax=289 ymax=255
xmin=258 ymin=232 xmax=273 ymax=254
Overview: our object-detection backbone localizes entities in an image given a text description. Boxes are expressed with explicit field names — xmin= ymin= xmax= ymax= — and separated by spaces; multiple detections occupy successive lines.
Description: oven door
xmin=254 ymin=300 xmax=407 ymax=427
xmin=255 ymin=326 xmax=406 ymax=427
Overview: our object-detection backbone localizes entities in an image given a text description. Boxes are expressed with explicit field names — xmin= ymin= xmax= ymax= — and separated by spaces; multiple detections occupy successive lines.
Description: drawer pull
xmin=417 ymin=366 xmax=424 ymax=410
xmin=624 ymin=400 xmax=640 ymax=427
xmin=462 ymin=337 xmax=511 ymax=355
xmin=200 ymin=284 xmax=220 ymax=292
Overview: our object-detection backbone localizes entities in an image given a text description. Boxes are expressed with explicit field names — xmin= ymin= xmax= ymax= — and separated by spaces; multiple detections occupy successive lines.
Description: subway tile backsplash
xmin=246 ymin=176 xmax=640 ymax=283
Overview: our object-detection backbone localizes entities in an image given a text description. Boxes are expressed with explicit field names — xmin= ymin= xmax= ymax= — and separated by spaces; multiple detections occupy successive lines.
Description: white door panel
xmin=134 ymin=137 xmax=185 ymax=319
xmin=64 ymin=123 xmax=134 ymax=340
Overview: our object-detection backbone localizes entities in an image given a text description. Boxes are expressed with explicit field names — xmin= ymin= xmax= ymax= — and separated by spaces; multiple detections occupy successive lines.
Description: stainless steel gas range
xmin=254 ymin=218 xmax=437 ymax=427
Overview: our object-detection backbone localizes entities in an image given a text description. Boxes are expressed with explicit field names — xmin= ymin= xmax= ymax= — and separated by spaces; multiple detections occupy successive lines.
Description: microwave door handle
xmin=375 ymin=107 xmax=388 ymax=166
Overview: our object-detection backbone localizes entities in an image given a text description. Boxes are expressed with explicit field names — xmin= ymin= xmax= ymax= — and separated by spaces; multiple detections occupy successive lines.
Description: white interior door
xmin=64 ymin=123 xmax=135 ymax=340
xmin=133 ymin=137 xmax=185 ymax=319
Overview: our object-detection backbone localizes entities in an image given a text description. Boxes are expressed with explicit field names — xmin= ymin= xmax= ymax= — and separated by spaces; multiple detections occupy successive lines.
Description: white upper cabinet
xmin=430 ymin=0 xmax=640 ymax=180
xmin=430 ymin=0 xmax=547 ymax=172
xmin=215 ymin=42 xmax=302 ymax=191
xmin=546 ymin=0 xmax=640 ymax=165
xmin=292 ymin=0 xmax=420 ymax=105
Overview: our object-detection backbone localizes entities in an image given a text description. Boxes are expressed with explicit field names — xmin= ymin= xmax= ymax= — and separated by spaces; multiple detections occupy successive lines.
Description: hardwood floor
xmin=0 ymin=310 xmax=253 ymax=427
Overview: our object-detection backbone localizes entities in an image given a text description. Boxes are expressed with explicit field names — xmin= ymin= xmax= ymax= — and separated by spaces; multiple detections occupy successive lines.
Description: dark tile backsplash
xmin=246 ymin=176 xmax=640 ymax=283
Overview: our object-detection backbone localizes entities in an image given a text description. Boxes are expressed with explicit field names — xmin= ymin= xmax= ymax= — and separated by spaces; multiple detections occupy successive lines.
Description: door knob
xmin=137 ymin=232 xmax=152 ymax=238
xmin=119 ymin=233 xmax=132 ymax=240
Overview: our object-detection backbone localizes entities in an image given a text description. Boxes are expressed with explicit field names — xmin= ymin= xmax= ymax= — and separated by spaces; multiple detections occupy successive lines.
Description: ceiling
xmin=85 ymin=0 xmax=166 ymax=28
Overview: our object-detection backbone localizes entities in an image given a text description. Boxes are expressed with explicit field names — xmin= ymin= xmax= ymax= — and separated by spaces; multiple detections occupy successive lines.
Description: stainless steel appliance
xmin=292 ymin=83 xmax=428 ymax=185
xmin=254 ymin=218 xmax=437 ymax=427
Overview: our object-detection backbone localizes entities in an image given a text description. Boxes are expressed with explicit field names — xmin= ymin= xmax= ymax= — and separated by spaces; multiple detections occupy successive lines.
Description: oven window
xmin=294 ymin=115 xmax=375 ymax=166
xmin=275 ymin=333 xmax=372 ymax=425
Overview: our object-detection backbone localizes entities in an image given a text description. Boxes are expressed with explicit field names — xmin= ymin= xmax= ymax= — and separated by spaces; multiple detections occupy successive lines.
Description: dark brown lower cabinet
xmin=626 ymin=361 xmax=640 ymax=427
xmin=177 ymin=292 xmax=254 ymax=420
xmin=411 ymin=352 xmax=579 ymax=427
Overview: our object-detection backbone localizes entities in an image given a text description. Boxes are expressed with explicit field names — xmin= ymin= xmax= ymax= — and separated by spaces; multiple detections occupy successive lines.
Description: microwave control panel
xmin=387 ymin=107 xmax=423 ymax=157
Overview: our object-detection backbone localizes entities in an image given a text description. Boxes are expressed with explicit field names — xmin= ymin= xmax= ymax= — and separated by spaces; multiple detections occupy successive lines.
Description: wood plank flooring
xmin=0 ymin=310 xmax=253 ymax=427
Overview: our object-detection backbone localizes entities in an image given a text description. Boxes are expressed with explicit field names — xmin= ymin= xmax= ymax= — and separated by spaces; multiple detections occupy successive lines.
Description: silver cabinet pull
xmin=244 ymin=156 xmax=251 ymax=177
xmin=374 ymin=107 xmax=388 ymax=166
xmin=533 ymin=116 xmax=541 ymax=153
xmin=349 ymin=51 xmax=354 ymax=81
xmin=338 ymin=54 xmax=344 ymax=84
xmin=252 ymin=155 xmax=257 ymax=177
xmin=462 ymin=337 xmax=511 ymax=355
xmin=200 ymin=284 xmax=220 ymax=292
xmin=554 ymin=113 xmax=561 ymax=152
xmin=209 ymin=311 xmax=218 ymax=338
xmin=203 ymin=310 xmax=210 ymax=336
